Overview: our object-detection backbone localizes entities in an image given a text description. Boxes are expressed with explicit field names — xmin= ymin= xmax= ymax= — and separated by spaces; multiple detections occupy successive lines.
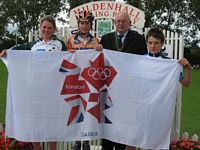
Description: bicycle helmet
xmin=76 ymin=10 xmax=94 ymax=23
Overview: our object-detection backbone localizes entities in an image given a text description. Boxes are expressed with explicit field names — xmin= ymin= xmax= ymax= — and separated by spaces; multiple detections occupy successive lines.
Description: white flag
xmin=5 ymin=49 xmax=181 ymax=149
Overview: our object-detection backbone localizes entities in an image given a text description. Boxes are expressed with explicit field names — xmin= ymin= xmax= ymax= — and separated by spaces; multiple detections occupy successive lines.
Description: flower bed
xmin=170 ymin=138 xmax=200 ymax=150
xmin=0 ymin=131 xmax=32 ymax=150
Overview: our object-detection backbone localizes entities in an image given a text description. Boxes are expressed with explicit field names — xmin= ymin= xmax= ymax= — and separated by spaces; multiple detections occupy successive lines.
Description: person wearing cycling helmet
xmin=67 ymin=10 xmax=102 ymax=150
xmin=66 ymin=10 xmax=102 ymax=51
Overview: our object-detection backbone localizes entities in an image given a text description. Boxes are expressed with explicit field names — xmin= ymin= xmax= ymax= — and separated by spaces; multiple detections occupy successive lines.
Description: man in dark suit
xmin=100 ymin=12 xmax=148 ymax=150
xmin=100 ymin=12 xmax=147 ymax=55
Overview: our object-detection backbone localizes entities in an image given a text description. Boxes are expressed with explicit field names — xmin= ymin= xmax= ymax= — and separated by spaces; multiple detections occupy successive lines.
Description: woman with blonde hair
xmin=0 ymin=15 xmax=66 ymax=150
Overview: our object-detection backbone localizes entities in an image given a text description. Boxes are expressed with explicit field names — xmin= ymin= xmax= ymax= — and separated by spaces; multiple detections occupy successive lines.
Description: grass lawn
xmin=0 ymin=60 xmax=200 ymax=139
xmin=181 ymin=69 xmax=200 ymax=137
xmin=0 ymin=60 xmax=7 ymax=123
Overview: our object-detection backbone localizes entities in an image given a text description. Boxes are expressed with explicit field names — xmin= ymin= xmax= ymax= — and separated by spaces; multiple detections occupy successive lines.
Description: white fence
xmin=42 ymin=140 xmax=101 ymax=150
xmin=181 ymin=132 xmax=198 ymax=141
xmin=28 ymin=27 xmax=184 ymax=150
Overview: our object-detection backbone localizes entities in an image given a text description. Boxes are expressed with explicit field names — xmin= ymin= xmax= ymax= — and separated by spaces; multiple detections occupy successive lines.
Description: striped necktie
xmin=117 ymin=34 xmax=124 ymax=49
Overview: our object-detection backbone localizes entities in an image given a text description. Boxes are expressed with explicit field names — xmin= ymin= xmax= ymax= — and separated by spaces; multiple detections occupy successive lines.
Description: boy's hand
xmin=179 ymin=58 xmax=191 ymax=69
xmin=0 ymin=50 xmax=7 ymax=57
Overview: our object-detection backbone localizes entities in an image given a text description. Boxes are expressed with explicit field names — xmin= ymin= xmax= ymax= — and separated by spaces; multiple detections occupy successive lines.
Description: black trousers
xmin=101 ymin=139 xmax=126 ymax=150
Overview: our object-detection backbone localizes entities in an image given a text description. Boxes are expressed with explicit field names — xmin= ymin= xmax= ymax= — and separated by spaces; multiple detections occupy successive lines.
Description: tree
xmin=124 ymin=0 xmax=143 ymax=10
xmin=68 ymin=0 xmax=91 ymax=10
xmin=0 ymin=0 xmax=68 ymax=49
xmin=126 ymin=0 xmax=200 ymax=49
xmin=0 ymin=2 xmax=10 ymax=49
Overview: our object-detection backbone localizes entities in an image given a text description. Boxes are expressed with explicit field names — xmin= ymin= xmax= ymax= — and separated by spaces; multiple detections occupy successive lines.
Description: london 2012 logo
xmin=60 ymin=53 xmax=117 ymax=126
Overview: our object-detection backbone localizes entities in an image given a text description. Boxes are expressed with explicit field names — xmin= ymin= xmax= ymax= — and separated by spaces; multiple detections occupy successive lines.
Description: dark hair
xmin=39 ymin=15 xmax=56 ymax=29
xmin=146 ymin=27 xmax=165 ymax=43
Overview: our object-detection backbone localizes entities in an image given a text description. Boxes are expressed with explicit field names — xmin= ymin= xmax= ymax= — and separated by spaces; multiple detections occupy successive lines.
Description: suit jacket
xmin=100 ymin=30 xmax=147 ymax=55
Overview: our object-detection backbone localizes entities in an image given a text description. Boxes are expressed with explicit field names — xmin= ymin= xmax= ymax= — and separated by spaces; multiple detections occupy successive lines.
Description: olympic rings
xmin=88 ymin=67 xmax=111 ymax=80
